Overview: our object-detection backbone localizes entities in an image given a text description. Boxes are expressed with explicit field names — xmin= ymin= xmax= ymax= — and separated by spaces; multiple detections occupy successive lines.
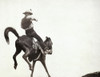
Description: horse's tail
xmin=4 ymin=27 xmax=19 ymax=44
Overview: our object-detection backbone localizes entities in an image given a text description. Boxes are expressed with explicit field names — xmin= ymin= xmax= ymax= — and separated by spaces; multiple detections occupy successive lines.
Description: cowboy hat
xmin=23 ymin=9 xmax=33 ymax=15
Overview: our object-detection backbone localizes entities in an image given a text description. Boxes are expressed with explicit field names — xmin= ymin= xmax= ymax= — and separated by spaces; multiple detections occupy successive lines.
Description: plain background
xmin=0 ymin=0 xmax=100 ymax=77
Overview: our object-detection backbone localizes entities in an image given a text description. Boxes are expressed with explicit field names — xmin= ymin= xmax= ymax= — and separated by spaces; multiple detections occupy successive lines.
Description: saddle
xmin=28 ymin=39 xmax=42 ymax=62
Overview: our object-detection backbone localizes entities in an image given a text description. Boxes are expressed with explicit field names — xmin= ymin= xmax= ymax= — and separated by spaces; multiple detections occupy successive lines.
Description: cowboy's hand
xmin=36 ymin=19 xmax=38 ymax=22
xmin=33 ymin=18 xmax=38 ymax=22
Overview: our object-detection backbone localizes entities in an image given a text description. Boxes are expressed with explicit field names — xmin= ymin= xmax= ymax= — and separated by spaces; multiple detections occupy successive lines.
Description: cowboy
xmin=21 ymin=9 xmax=48 ymax=55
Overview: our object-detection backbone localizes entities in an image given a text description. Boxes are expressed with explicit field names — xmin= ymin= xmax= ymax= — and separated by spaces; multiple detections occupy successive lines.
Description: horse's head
xmin=44 ymin=36 xmax=53 ymax=55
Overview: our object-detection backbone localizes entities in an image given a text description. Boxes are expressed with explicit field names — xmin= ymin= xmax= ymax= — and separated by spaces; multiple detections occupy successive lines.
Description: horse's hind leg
xmin=13 ymin=46 xmax=21 ymax=69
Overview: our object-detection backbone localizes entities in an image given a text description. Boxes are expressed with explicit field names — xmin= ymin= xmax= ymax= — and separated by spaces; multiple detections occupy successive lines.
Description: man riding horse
xmin=4 ymin=9 xmax=53 ymax=77
xmin=21 ymin=9 xmax=48 ymax=57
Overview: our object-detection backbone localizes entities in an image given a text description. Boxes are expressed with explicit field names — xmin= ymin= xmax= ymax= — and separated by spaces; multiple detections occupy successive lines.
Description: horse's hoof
xmin=14 ymin=66 xmax=17 ymax=69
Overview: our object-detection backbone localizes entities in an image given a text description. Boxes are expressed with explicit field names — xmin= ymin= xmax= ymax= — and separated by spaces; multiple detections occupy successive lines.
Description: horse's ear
xmin=46 ymin=36 xmax=48 ymax=39
xmin=46 ymin=36 xmax=51 ymax=40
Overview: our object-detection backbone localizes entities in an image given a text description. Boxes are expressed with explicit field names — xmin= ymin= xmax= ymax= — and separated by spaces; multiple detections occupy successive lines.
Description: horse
xmin=4 ymin=27 xmax=53 ymax=77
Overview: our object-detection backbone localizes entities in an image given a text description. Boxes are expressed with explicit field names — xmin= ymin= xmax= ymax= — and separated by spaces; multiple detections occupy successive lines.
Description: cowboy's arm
xmin=31 ymin=18 xmax=38 ymax=22
xmin=27 ymin=16 xmax=38 ymax=22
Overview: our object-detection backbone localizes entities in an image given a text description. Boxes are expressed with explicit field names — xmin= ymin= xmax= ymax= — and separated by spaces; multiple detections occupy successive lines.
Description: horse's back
xmin=16 ymin=35 xmax=33 ymax=48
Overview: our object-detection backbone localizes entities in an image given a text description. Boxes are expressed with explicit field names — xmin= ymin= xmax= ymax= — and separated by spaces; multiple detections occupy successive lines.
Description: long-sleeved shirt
xmin=21 ymin=15 xmax=35 ymax=30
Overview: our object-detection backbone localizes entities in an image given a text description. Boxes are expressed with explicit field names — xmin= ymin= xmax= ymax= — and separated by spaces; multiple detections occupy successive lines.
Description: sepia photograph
xmin=0 ymin=0 xmax=100 ymax=77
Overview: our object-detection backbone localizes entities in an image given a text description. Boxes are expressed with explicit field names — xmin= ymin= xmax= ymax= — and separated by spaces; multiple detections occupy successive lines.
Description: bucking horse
xmin=4 ymin=27 xmax=53 ymax=77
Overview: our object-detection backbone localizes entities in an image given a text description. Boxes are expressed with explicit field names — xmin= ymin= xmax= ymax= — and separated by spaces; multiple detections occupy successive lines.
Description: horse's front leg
xmin=31 ymin=61 xmax=36 ymax=77
xmin=41 ymin=60 xmax=51 ymax=77
xmin=22 ymin=47 xmax=32 ymax=71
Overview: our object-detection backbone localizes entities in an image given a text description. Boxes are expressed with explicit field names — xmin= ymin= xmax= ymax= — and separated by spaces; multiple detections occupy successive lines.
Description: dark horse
xmin=4 ymin=27 xmax=53 ymax=77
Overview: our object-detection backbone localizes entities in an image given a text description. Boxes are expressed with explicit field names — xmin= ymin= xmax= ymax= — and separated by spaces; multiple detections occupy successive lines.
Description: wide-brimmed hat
xmin=23 ymin=10 xmax=33 ymax=15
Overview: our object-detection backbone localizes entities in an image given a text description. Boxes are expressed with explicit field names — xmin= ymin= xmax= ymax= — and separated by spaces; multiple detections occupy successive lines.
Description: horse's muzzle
xmin=45 ymin=49 xmax=52 ymax=55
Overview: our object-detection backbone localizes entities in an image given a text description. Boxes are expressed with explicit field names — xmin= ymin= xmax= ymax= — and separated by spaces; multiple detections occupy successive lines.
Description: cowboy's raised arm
xmin=26 ymin=15 xmax=38 ymax=22
xmin=31 ymin=18 xmax=38 ymax=22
